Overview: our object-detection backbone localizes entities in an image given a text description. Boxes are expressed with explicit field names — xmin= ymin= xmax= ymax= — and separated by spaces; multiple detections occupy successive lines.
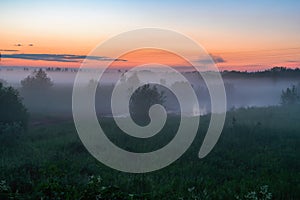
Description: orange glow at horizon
xmin=108 ymin=48 xmax=192 ymax=68
xmin=1 ymin=43 xmax=300 ymax=71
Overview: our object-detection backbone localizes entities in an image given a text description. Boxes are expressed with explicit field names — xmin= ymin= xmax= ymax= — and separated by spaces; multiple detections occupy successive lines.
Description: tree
xmin=129 ymin=84 xmax=166 ymax=125
xmin=21 ymin=69 xmax=53 ymax=90
xmin=87 ymin=79 xmax=98 ymax=88
xmin=0 ymin=79 xmax=7 ymax=86
xmin=126 ymin=72 xmax=140 ymax=93
xmin=160 ymin=78 xmax=166 ymax=85
xmin=280 ymin=85 xmax=300 ymax=105
xmin=0 ymin=82 xmax=28 ymax=133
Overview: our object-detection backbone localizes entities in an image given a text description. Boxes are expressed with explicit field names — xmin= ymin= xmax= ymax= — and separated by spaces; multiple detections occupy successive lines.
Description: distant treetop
xmin=21 ymin=69 xmax=53 ymax=90
xmin=222 ymin=67 xmax=300 ymax=79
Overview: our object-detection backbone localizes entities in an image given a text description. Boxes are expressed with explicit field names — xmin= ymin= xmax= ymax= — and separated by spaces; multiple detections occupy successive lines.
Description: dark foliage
xmin=0 ymin=83 xmax=28 ymax=133
xmin=222 ymin=67 xmax=300 ymax=79
xmin=0 ymin=79 xmax=8 ymax=86
xmin=21 ymin=69 xmax=53 ymax=90
xmin=281 ymin=85 xmax=300 ymax=105
xmin=129 ymin=84 xmax=166 ymax=125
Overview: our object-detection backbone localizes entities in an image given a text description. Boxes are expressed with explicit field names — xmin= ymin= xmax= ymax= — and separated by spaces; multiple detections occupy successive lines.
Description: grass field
xmin=0 ymin=105 xmax=299 ymax=199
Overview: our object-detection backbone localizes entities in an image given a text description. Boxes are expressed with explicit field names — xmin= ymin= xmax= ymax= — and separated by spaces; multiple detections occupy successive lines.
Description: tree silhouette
xmin=0 ymin=79 xmax=7 ymax=86
xmin=129 ymin=84 xmax=166 ymax=125
xmin=0 ymin=83 xmax=28 ymax=133
xmin=280 ymin=85 xmax=300 ymax=105
xmin=21 ymin=69 xmax=53 ymax=90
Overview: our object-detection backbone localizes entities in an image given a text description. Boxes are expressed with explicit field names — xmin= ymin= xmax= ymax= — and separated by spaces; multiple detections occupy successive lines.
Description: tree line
xmin=1 ymin=68 xmax=299 ymax=135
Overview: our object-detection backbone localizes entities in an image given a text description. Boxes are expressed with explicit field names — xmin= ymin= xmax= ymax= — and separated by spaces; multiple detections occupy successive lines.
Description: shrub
xmin=280 ymin=85 xmax=300 ymax=105
xmin=236 ymin=185 xmax=272 ymax=200
xmin=0 ymin=79 xmax=8 ymax=86
xmin=0 ymin=122 xmax=24 ymax=135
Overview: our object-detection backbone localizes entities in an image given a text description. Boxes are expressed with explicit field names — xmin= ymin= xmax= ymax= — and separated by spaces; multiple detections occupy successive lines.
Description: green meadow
xmin=1 ymin=105 xmax=299 ymax=199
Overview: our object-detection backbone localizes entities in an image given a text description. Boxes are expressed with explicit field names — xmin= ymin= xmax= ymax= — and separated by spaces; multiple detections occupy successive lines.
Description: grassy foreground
xmin=0 ymin=106 xmax=299 ymax=199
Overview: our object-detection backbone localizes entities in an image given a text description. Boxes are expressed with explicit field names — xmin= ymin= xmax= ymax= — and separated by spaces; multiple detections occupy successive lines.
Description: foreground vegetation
xmin=0 ymin=105 xmax=299 ymax=199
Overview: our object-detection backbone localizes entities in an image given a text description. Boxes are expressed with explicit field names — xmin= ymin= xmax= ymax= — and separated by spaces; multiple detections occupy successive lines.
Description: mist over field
xmin=1 ymin=66 xmax=300 ymax=199
xmin=1 ymin=67 xmax=299 ymax=117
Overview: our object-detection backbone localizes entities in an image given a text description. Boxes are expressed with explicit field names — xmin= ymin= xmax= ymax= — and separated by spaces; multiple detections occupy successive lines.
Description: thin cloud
xmin=0 ymin=49 xmax=19 ymax=52
xmin=1 ymin=53 xmax=127 ymax=63
xmin=210 ymin=54 xmax=226 ymax=63
xmin=195 ymin=54 xmax=226 ymax=64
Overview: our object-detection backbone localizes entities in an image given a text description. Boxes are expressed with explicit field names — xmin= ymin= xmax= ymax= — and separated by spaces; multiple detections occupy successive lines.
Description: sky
xmin=0 ymin=0 xmax=300 ymax=71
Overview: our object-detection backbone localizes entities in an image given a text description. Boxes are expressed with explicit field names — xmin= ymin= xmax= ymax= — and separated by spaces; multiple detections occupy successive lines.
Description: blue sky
xmin=1 ymin=0 xmax=300 ymax=70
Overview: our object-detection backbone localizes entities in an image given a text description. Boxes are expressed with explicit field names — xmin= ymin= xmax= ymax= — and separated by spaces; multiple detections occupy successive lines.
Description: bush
xmin=0 ymin=83 xmax=28 ymax=134
xmin=280 ymin=85 xmax=300 ymax=105
xmin=236 ymin=185 xmax=272 ymax=200
xmin=0 ymin=79 xmax=8 ymax=86
xmin=0 ymin=122 xmax=24 ymax=135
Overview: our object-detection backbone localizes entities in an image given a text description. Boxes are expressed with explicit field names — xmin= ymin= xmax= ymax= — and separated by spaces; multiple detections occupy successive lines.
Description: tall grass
xmin=0 ymin=106 xmax=299 ymax=199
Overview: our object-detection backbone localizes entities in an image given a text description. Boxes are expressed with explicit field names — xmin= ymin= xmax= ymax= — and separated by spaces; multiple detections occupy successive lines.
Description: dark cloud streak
xmin=195 ymin=54 xmax=226 ymax=64
xmin=286 ymin=60 xmax=300 ymax=63
xmin=1 ymin=53 xmax=127 ymax=63
xmin=210 ymin=54 xmax=226 ymax=63
xmin=0 ymin=49 xmax=19 ymax=52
